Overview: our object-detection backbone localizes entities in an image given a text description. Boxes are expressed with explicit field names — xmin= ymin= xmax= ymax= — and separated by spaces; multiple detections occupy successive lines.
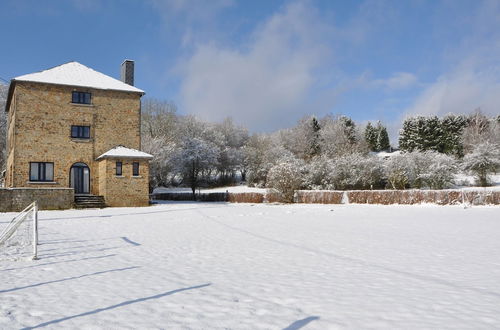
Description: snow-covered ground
xmin=1 ymin=203 xmax=500 ymax=329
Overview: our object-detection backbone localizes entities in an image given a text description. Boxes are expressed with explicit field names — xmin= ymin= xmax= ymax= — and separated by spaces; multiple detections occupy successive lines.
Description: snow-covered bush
xmin=404 ymin=151 xmax=434 ymax=188
xmin=385 ymin=151 xmax=458 ymax=189
xmin=266 ymin=156 xmax=304 ymax=202
xmin=331 ymin=153 xmax=384 ymax=190
xmin=303 ymin=156 xmax=335 ymax=190
xmin=419 ymin=152 xmax=457 ymax=189
xmin=385 ymin=154 xmax=410 ymax=189
xmin=462 ymin=142 xmax=500 ymax=187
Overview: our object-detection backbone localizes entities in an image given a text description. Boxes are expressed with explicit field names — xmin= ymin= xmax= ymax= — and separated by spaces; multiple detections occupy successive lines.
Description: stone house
xmin=3 ymin=60 xmax=152 ymax=207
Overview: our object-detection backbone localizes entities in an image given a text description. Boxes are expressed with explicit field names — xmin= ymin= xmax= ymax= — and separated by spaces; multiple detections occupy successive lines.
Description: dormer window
xmin=72 ymin=91 xmax=91 ymax=104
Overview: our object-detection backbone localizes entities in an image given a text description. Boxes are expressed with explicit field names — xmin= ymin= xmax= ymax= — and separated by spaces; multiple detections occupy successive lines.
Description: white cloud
xmin=404 ymin=1 xmax=500 ymax=118
xmin=405 ymin=70 xmax=500 ymax=117
xmin=176 ymin=1 xmax=337 ymax=131
xmin=372 ymin=72 xmax=418 ymax=90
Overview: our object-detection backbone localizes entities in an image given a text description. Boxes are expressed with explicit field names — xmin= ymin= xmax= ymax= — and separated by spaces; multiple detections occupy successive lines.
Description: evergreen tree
xmin=399 ymin=116 xmax=443 ymax=152
xmin=441 ymin=114 xmax=467 ymax=157
xmin=364 ymin=122 xmax=377 ymax=151
xmin=339 ymin=116 xmax=357 ymax=144
xmin=308 ymin=116 xmax=321 ymax=158
xmin=375 ymin=122 xmax=390 ymax=151
xmin=399 ymin=117 xmax=419 ymax=152
xmin=422 ymin=116 xmax=443 ymax=152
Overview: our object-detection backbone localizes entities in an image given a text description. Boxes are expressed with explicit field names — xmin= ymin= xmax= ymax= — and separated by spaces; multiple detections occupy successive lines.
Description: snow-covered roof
xmin=13 ymin=61 xmax=144 ymax=94
xmin=96 ymin=146 xmax=153 ymax=160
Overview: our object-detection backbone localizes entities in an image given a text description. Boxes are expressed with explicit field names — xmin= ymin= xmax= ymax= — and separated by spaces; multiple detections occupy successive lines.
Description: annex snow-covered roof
xmin=13 ymin=61 xmax=144 ymax=94
xmin=96 ymin=146 xmax=153 ymax=160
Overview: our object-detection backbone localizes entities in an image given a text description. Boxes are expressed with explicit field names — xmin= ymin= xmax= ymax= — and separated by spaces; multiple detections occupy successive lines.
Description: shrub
xmin=385 ymin=155 xmax=410 ymax=189
xmin=419 ymin=152 xmax=457 ymax=189
xmin=385 ymin=151 xmax=457 ymax=189
xmin=303 ymin=156 xmax=335 ymax=190
xmin=462 ymin=142 xmax=500 ymax=187
xmin=266 ymin=157 xmax=304 ymax=202
xmin=331 ymin=153 xmax=384 ymax=190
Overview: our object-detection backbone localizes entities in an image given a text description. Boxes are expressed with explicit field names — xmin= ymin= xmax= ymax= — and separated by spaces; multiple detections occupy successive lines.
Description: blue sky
xmin=1 ymin=0 xmax=499 ymax=138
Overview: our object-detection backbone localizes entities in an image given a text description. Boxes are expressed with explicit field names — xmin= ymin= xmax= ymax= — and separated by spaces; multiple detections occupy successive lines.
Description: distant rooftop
xmin=96 ymin=146 xmax=153 ymax=160
xmin=13 ymin=61 xmax=144 ymax=94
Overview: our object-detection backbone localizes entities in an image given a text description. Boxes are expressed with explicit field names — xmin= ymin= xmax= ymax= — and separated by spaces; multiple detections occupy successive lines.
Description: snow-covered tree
xmin=399 ymin=116 xmax=444 ymax=152
xmin=462 ymin=110 xmax=500 ymax=155
xmin=141 ymin=135 xmax=176 ymax=192
xmin=278 ymin=116 xmax=321 ymax=160
xmin=366 ymin=121 xmax=390 ymax=152
xmin=320 ymin=115 xmax=366 ymax=157
xmin=364 ymin=122 xmax=377 ymax=151
xmin=141 ymin=99 xmax=178 ymax=143
xmin=375 ymin=122 xmax=390 ymax=151
xmin=0 ymin=84 xmax=8 ymax=174
xmin=308 ymin=116 xmax=321 ymax=158
xmin=213 ymin=118 xmax=249 ymax=184
xmin=171 ymin=137 xmax=219 ymax=198
xmin=441 ymin=114 xmax=467 ymax=157
xmin=266 ymin=156 xmax=304 ymax=202
xmin=462 ymin=142 xmax=500 ymax=187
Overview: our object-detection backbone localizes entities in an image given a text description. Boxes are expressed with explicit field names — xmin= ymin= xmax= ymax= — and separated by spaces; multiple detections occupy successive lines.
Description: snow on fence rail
xmin=295 ymin=189 xmax=500 ymax=205
xmin=153 ymin=189 xmax=500 ymax=205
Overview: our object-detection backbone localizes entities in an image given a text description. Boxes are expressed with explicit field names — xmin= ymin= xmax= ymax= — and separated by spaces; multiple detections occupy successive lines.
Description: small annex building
xmin=3 ymin=60 xmax=153 ymax=207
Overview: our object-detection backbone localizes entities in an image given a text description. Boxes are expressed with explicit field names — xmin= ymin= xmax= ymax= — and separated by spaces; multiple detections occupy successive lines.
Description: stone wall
xmin=5 ymin=81 xmax=142 ymax=196
xmin=99 ymin=158 xmax=150 ymax=207
xmin=0 ymin=188 xmax=74 ymax=212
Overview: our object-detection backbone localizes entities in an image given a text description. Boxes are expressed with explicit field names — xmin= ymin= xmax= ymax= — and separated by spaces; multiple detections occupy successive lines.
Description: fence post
xmin=33 ymin=201 xmax=38 ymax=260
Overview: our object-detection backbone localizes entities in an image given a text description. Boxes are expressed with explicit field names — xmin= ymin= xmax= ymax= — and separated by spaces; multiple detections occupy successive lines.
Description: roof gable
xmin=13 ymin=61 xmax=144 ymax=94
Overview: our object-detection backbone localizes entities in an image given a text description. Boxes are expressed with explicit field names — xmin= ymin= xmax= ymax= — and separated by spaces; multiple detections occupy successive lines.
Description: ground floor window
xmin=30 ymin=162 xmax=54 ymax=182
xmin=116 ymin=162 xmax=122 ymax=176
xmin=132 ymin=162 xmax=139 ymax=176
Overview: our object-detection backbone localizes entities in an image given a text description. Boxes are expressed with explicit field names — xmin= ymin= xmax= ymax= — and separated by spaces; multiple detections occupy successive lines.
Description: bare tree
xmin=461 ymin=109 xmax=499 ymax=154
xmin=0 ymin=84 xmax=8 ymax=176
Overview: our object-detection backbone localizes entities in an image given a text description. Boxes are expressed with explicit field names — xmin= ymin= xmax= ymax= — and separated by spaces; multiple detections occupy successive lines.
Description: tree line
xmin=0 ymin=85 xmax=498 ymax=196
xmin=140 ymin=99 xmax=500 ymax=198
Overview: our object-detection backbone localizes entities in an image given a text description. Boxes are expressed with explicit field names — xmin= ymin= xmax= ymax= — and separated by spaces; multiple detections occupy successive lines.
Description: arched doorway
xmin=70 ymin=163 xmax=90 ymax=194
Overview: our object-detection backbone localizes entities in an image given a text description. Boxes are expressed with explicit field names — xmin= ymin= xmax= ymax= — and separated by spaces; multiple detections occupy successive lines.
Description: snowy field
xmin=1 ymin=203 xmax=500 ymax=329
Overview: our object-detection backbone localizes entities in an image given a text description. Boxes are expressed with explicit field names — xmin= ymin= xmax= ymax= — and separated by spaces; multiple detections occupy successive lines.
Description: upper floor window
xmin=132 ymin=162 xmax=140 ymax=176
xmin=71 ymin=125 xmax=90 ymax=139
xmin=72 ymin=91 xmax=91 ymax=104
xmin=30 ymin=162 xmax=54 ymax=182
